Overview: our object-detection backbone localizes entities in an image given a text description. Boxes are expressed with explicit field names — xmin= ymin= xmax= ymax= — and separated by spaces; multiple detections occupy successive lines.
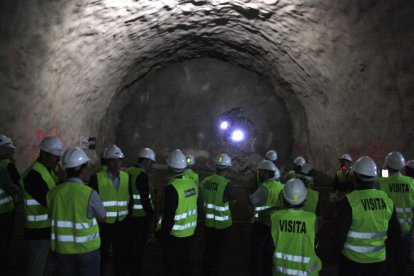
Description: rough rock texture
xmin=1 ymin=0 xmax=413 ymax=175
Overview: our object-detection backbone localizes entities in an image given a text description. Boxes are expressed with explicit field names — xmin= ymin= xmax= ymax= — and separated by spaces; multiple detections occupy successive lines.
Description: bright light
xmin=231 ymin=129 xmax=245 ymax=142
xmin=219 ymin=121 xmax=229 ymax=130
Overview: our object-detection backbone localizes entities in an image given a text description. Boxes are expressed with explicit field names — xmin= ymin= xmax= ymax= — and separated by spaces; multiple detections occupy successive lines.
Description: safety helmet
xmin=104 ymin=145 xmax=124 ymax=159
xmin=292 ymin=156 xmax=306 ymax=166
xmin=39 ymin=136 xmax=64 ymax=156
xmin=265 ymin=150 xmax=278 ymax=161
xmin=186 ymin=154 xmax=195 ymax=166
xmin=384 ymin=151 xmax=406 ymax=171
xmin=258 ymin=160 xmax=281 ymax=179
xmin=0 ymin=134 xmax=11 ymax=146
xmin=405 ymin=160 xmax=414 ymax=169
xmin=62 ymin=147 xmax=90 ymax=169
xmin=138 ymin=147 xmax=156 ymax=161
xmin=283 ymin=178 xmax=307 ymax=205
xmin=340 ymin=154 xmax=352 ymax=162
xmin=215 ymin=154 xmax=232 ymax=167
xmin=353 ymin=156 xmax=377 ymax=177
xmin=167 ymin=149 xmax=187 ymax=170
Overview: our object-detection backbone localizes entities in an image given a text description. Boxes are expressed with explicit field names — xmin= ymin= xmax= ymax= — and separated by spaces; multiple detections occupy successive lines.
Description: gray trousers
xmin=25 ymin=239 xmax=53 ymax=276
xmin=56 ymin=249 xmax=100 ymax=276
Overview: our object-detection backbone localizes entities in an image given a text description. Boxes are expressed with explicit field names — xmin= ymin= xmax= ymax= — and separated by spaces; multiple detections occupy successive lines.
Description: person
xmin=332 ymin=154 xmax=355 ymax=201
xmin=0 ymin=134 xmax=19 ymax=271
xmin=3 ymin=136 xmax=20 ymax=184
xmin=126 ymin=147 xmax=156 ymax=276
xmin=405 ymin=160 xmax=414 ymax=179
xmin=46 ymin=147 xmax=105 ymax=276
xmin=378 ymin=151 xmax=414 ymax=275
xmin=249 ymin=160 xmax=284 ymax=276
xmin=89 ymin=144 xmax=130 ymax=275
xmin=184 ymin=154 xmax=199 ymax=186
xmin=335 ymin=156 xmax=402 ymax=276
xmin=158 ymin=149 xmax=198 ymax=276
xmin=201 ymin=153 xmax=236 ymax=276
xmin=271 ymin=178 xmax=322 ymax=275
xmin=286 ymin=156 xmax=306 ymax=181
xmin=19 ymin=135 xmax=64 ymax=276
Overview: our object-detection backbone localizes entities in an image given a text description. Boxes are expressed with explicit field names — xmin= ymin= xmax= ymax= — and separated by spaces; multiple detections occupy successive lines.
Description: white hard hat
xmin=167 ymin=149 xmax=187 ymax=169
xmin=62 ymin=147 xmax=90 ymax=169
xmin=340 ymin=154 xmax=352 ymax=162
xmin=104 ymin=145 xmax=124 ymax=159
xmin=215 ymin=154 xmax=232 ymax=167
xmin=138 ymin=147 xmax=156 ymax=161
xmin=283 ymin=178 xmax=307 ymax=206
xmin=258 ymin=160 xmax=280 ymax=178
xmin=186 ymin=154 xmax=195 ymax=166
xmin=353 ymin=156 xmax=377 ymax=177
xmin=39 ymin=136 xmax=64 ymax=156
xmin=265 ymin=150 xmax=278 ymax=161
xmin=292 ymin=156 xmax=306 ymax=166
xmin=406 ymin=160 xmax=414 ymax=169
xmin=0 ymin=134 xmax=11 ymax=146
xmin=384 ymin=151 xmax=406 ymax=171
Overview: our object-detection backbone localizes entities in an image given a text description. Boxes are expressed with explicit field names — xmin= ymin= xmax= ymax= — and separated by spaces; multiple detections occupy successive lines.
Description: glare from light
xmin=219 ymin=121 xmax=229 ymax=130
xmin=231 ymin=129 xmax=245 ymax=142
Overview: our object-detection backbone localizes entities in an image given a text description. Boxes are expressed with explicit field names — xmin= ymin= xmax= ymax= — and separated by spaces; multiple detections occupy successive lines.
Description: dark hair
xmin=66 ymin=163 xmax=88 ymax=178
xmin=138 ymin=157 xmax=146 ymax=164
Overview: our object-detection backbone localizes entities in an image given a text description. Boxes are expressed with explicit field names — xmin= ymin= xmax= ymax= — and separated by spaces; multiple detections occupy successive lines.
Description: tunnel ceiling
xmin=1 ymin=0 xmax=414 ymax=173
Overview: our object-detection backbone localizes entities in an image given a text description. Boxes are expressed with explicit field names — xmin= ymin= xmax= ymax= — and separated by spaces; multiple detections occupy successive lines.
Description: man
xmin=47 ymin=147 xmax=105 ymax=276
xmin=286 ymin=156 xmax=306 ymax=181
xmin=3 ymin=136 xmax=20 ymax=184
xmin=265 ymin=150 xmax=278 ymax=164
xmin=332 ymin=154 xmax=355 ymax=201
xmin=271 ymin=178 xmax=322 ymax=275
xmin=184 ymin=154 xmax=199 ymax=186
xmin=201 ymin=153 xmax=236 ymax=276
xmin=249 ymin=160 xmax=284 ymax=276
xmin=378 ymin=151 xmax=414 ymax=275
xmin=405 ymin=160 xmax=414 ymax=179
xmin=159 ymin=149 xmax=198 ymax=276
xmin=20 ymin=135 xmax=64 ymax=276
xmin=336 ymin=156 xmax=402 ymax=276
xmin=126 ymin=147 xmax=156 ymax=276
xmin=89 ymin=144 xmax=130 ymax=275
xmin=0 ymin=134 xmax=19 ymax=271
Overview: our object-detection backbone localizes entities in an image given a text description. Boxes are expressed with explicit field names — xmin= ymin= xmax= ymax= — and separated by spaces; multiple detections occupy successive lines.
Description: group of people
xmin=1 ymin=133 xmax=414 ymax=276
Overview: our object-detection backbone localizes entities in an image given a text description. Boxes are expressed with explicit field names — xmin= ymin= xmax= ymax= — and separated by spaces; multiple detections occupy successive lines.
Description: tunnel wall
xmin=0 ymin=0 xmax=413 ymax=175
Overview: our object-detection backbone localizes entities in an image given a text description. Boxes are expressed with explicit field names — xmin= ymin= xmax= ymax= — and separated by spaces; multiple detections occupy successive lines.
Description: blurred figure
xmin=184 ymin=154 xmax=199 ymax=186
xmin=286 ymin=156 xmax=306 ymax=181
xmin=332 ymin=154 xmax=355 ymax=201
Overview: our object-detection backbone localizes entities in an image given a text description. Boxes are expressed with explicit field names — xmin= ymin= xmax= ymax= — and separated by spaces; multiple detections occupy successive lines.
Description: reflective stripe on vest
xmin=51 ymin=232 xmax=99 ymax=243
xmin=344 ymin=243 xmax=385 ymax=253
xmin=20 ymin=161 xmax=57 ymax=229
xmin=97 ymin=170 xmax=129 ymax=224
xmin=274 ymin=252 xmax=310 ymax=264
xmin=275 ymin=262 xmax=318 ymax=276
xmin=127 ymin=167 xmax=153 ymax=217
xmin=253 ymin=180 xmax=284 ymax=225
xmin=347 ymin=230 xmax=387 ymax=239
xmin=201 ymin=174 xmax=231 ymax=229
xmin=52 ymin=219 xmax=97 ymax=230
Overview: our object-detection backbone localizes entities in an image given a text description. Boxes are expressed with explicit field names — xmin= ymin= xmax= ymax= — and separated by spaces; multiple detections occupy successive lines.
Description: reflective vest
xmin=342 ymin=189 xmax=393 ymax=263
xmin=184 ymin=169 xmax=199 ymax=186
xmin=336 ymin=170 xmax=355 ymax=199
xmin=0 ymin=159 xmax=14 ymax=214
xmin=304 ymin=188 xmax=319 ymax=214
xmin=253 ymin=179 xmax=284 ymax=226
xmin=97 ymin=170 xmax=129 ymax=224
xmin=201 ymin=174 xmax=232 ymax=229
xmin=287 ymin=170 xmax=296 ymax=181
xmin=170 ymin=177 xmax=198 ymax=238
xmin=47 ymin=182 xmax=100 ymax=254
xmin=379 ymin=174 xmax=414 ymax=233
xmin=271 ymin=209 xmax=322 ymax=275
xmin=20 ymin=161 xmax=57 ymax=229
xmin=126 ymin=166 xmax=153 ymax=217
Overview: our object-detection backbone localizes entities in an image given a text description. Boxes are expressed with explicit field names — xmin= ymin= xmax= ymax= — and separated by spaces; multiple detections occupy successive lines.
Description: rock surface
xmin=0 ymin=0 xmax=413 ymax=175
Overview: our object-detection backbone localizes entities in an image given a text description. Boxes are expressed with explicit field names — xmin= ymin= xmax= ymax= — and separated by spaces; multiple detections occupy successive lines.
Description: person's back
xmin=184 ymin=168 xmax=199 ymax=187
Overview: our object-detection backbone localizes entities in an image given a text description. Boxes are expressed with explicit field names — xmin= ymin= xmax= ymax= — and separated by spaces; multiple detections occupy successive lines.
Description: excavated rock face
xmin=1 ymin=0 xmax=413 ymax=175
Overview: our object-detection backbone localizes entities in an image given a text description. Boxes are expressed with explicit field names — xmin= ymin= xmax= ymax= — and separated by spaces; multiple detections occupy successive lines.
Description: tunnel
xmin=1 ymin=0 xmax=414 ymax=275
